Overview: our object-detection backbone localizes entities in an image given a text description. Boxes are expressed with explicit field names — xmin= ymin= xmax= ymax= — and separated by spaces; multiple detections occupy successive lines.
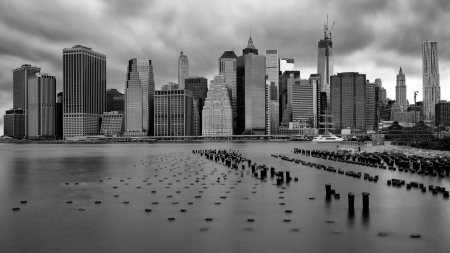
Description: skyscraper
xmin=292 ymin=75 xmax=320 ymax=128
xmin=124 ymin=58 xmax=154 ymax=136
xmin=317 ymin=22 xmax=333 ymax=105
xmin=422 ymin=41 xmax=440 ymax=123
xmin=280 ymin=58 xmax=294 ymax=73
xmin=219 ymin=51 xmax=237 ymax=134
xmin=27 ymin=73 xmax=56 ymax=139
xmin=12 ymin=64 xmax=41 ymax=136
xmin=63 ymin=45 xmax=106 ymax=139
xmin=236 ymin=37 xmax=266 ymax=135
xmin=265 ymin=49 xmax=279 ymax=101
xmin=55 ymin=92 xmax=63 ymax=139
xmin=396 ymin=67 xmax=408 ymax=109
xmin=154 ymin=88 xmax=195 ymax=136
xmin=202 ymin=75 xmax=233 ymax=136
xmin=331 ymin=72 xmax=374 ymax=132
xmin=178 ymin=51 xmax=189 ymax=89
xmin=280 ymin=71 xmax=300 ymax=125
xmin=185 ymin=76 xmax=208 ymax=135
xmin=4 ymin=109 xmax=25 ymax=138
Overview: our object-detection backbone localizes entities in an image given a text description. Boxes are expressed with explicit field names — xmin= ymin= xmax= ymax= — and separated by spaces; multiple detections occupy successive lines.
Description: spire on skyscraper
xmin=399 ymin=66 xmax=403 ymax=74
xmin=247 ymin=36 xmax=255 ymax=49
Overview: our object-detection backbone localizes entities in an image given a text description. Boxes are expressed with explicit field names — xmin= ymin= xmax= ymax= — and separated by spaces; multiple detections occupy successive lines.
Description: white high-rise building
xmin=202 ymin=75 xmax=233 ymax=136
xmin=63 ymin=45 xmax=106 ymax=139
xmin=266 ymin=49 xmax=279 ymax=101
xmin=219 ymin=50 xmax=237 ymax=134
xmin=178 ymin=51 xmax=189 ymax=89
xmin=422 ymin=41 xmax=440 ymax=123
xmin=124 ymin=58 xmax=154 ymax=136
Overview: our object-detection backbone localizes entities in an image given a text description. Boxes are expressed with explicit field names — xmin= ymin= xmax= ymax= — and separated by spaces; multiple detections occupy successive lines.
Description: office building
xmin=422 ymin=41 xmax=440 ymax=123
xmin=27 ymin=73 xmax=56 ymax=139
xmin=292 ymin=75 xmax=320 ymax=128
xmin=236 ymin=37 xmax=266 ymax=135
xmin=4 ymin=109 xmax=25 ymax=138
xmin=63 ymin=45 xmax=106 ymax=138
xmin=185 ymin=76 xmax=208 ymax=135
xmin=270 ymin=100 xmax=279 ymax=134
xmin=55 ymin=92 xmax=63 ymax=139
xmin=202 ymin=75 xmax=233 ymax=136
xmin=124 ymin=58 xmax=154 ymax=136
xmin=12 ymin=64 xmax=41 ymax=136
xmin=265 ymin=78 xmax=271 ymax=135
xmin=178 ymin=51 xmax=189 ymax=89
xmin=266 ymin=49 xmax=279 ymax=101
xmin=154 ymin=89 xmax=195 ymax=136
xmin=280 ymin=58 xmax=294 ymax=73
xmin=100 ymin=111 xmax=123 ymax=136
xmin=436 ymin=101 xmax=450 ymax=127
xmin=317 ymin=23 xmax=333 ymax=106
xmin=330 ymin=72 xmax=375 ymax=132
xmin=219 ymin=50 xmax=237 ymax=134
xmin=280 ymin=71 xmax=301 ymax=125
xmin=107 ymin=89 xmax=125 ymax=113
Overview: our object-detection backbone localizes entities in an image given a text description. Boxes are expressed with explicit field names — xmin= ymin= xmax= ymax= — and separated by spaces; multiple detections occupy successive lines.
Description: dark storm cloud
xmin=0 ymin=0 xmax=449 ymax=134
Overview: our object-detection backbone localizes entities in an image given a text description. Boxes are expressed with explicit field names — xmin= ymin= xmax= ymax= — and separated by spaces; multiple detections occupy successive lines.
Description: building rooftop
xmin=220 ymin=51 xmax=237 ymax=59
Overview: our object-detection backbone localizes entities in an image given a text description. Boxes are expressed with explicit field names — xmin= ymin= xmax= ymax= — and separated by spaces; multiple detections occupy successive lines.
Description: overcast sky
xmin=1 ymin=0 xmax=449 ymax=135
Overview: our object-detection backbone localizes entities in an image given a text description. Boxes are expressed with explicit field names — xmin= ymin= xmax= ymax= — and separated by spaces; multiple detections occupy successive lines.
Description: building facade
xmin=100 ymin=111 xmax=123 ymax=136
xmin=107 ymin=89 xmax=125 ymax=113
xmin=12 ymin=64 xmax=41 ymax=136
xmin=124 ymin=58 xmax=154 ymax=136
xmin=219 ymin=51 xmax=237 ymax=134
xmin=331 ymin=72 xmax=375 ymax=132
xmin=396 ymin=67 xmax=408 ymax=109
xmin=4 ymin=109 xmax=25 ymax=138
xmin=185 ymin=76 xmax=208 ymax=135
xmin=63 ymin=45 xmax=106 ymax=138
xmin=202 ymin=75 xmax=233 ymax=136
xmin=178 ymin=51 xmax=189 ymax=89
xmin=292 ymin=76 xmax=319 ymax=128
xmin=270 ymin=100 xmax=279 ymax=134
xmin=422 ymin=41 xmax=440 ymax=123
xmin=27 ymin=73 xmax=56 ymax=139
xmin=154 ymin=89 xmax=194 ymax=136
xmin=436 ymin=101 xmax=450 ymax=127
xmin=236 ymin=37 xmax=266 ymax=135
xmin=265 ymin=49 xmax=279 ymax=101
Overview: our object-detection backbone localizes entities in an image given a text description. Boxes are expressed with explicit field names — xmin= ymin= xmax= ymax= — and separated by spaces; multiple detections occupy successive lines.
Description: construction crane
xmin=329 ymin=21 xmax=336 ymax=40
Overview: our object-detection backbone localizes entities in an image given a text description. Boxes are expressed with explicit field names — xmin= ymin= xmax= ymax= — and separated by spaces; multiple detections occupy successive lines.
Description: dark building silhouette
xmin=185 ymin=77 xmax=208 ymax=136
xmin=55 ymin=92 xmax=63 ymax=139
xmin=106 ymin=89 xmax=125 ymax=113
xmin=4 ymin=109 xmax=25 ymax=138
xmin=436 ymin=101 xmax=450 ymax=127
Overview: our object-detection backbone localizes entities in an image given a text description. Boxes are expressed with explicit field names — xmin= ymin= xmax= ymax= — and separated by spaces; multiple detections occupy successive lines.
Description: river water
xmin=0 ymin=142 xmax=449 ymax=253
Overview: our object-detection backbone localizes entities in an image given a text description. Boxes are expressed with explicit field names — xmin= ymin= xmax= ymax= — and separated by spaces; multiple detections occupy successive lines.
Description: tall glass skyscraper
xmin=422 ymin=41 xmax=440 ymax=123
xmin=12 ymin=64 xmax=41 ymax=137
xmin=219 ymin=50 xmax=237 ymax=134
xmin=317 ymin=23 xmax=333 ymax=106
xmin=178 ymin=51 xmax=189 ymax=89
xmin=265 ymin=49 xmax=279 ymax=101
xmin=63 ymin=45 xmax=106 ymax=139
xmin=236 ymin=37 xmax=266 ymax=135
xmin=27 ymin=73 xmax=56 ymax=139
xmin=124 ymin=58 xmax=154 ymax=136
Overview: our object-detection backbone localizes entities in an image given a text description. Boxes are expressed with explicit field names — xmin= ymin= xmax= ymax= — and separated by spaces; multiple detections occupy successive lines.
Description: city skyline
xmin=1 ymin=0 xmax=450 ymax=135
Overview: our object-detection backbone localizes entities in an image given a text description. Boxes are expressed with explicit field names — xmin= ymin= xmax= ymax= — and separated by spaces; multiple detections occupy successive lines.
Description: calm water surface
xmin=1 ymin=142 xmax=449 ymax=253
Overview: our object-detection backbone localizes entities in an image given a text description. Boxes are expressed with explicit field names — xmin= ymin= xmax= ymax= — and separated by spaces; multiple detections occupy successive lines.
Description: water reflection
xmin=362 ymin=209 xmax=370 ymax=227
